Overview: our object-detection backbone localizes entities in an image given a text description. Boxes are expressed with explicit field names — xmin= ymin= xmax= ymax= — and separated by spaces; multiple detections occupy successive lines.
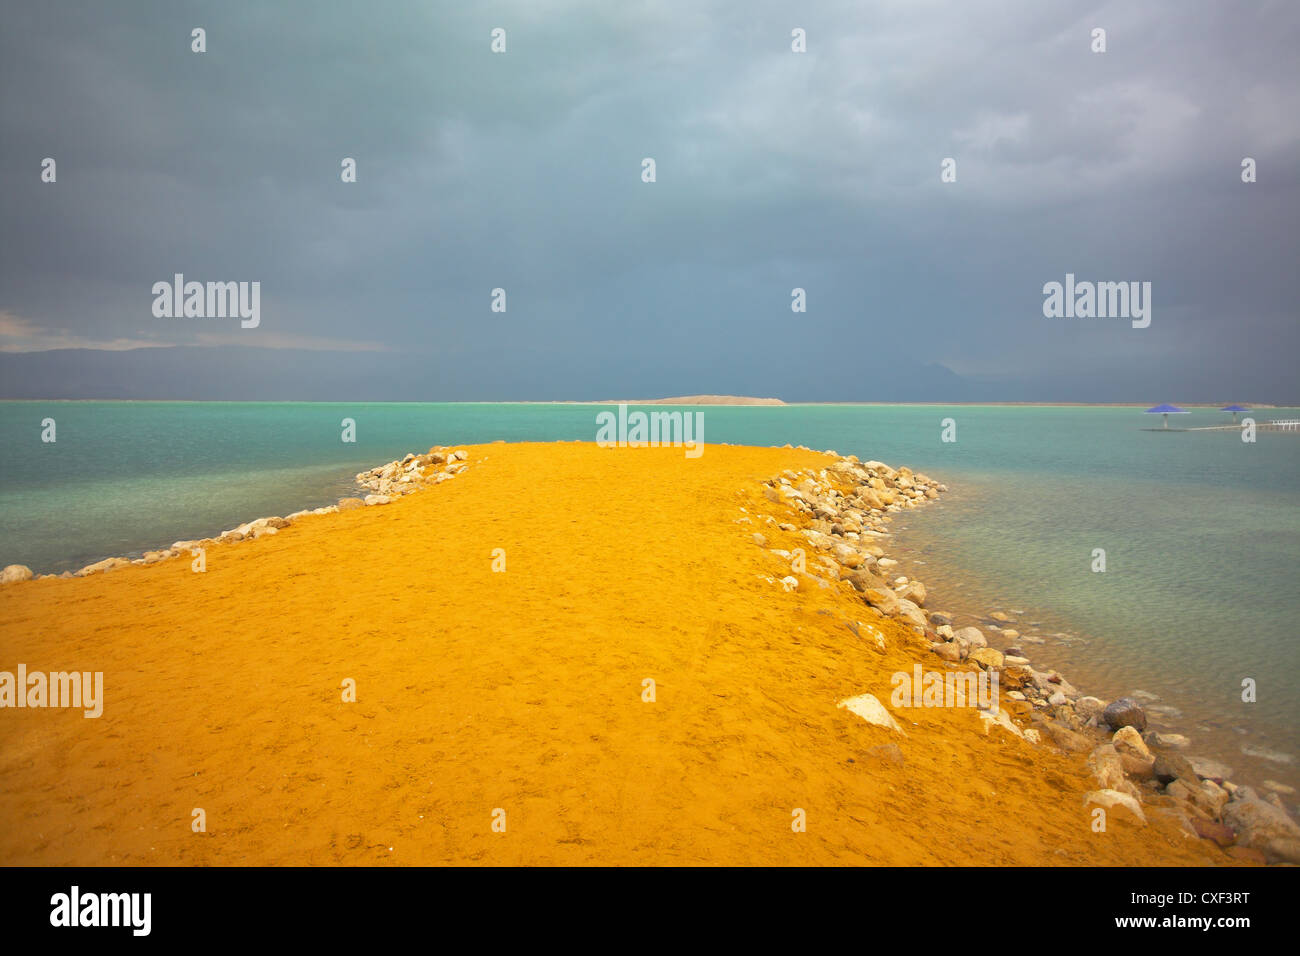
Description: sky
xmin=1 ymin=0 xmax=1297 ymax=402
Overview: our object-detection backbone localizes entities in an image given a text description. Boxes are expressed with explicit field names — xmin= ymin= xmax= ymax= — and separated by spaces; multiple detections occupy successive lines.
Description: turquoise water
xmin=2 ymin=402 xmax=1298 ymax=793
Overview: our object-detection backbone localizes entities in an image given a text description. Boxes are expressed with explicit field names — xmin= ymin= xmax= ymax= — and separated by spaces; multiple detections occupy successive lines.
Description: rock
xmin=252 ymin=525 xmax=278 ymax=539
xmin=1120 ymin=752 xmax=1157 ymax=781
xmin=1166 ymin=780 xmax=1204 ymax=815
xmin=1112 ymin=726 xmax=1151 ymax=760
xmin=968 ymin=647 xmax=1004 ymax=669
xmin=75 ymin=557 xmax=131 ymax=577
xmin=851 ymin=621 xmax=887 ymax=654
xmin=1083 ymin=789 xmax=1146 ymax=825
xmin=449 ymin=450 xmax=468 ymax=461
xmin=977 ymin=708 xmax=1026 ymax=740
xmin=1087 ymin=745 xmax=1129 ymax=791
xmin=952 ymin=626 xmax=986 ymax=649
xmin=364 ymin=495 xmax=392 ymax=506
xmin=930 ymin=641 xmax=962 ymax=662
xmin=1102 ymin=697 xmax=1147 ymax=732
xmin=780 ymin=576 xmax=799 ymax=592
xmin=337 ymin=497 xmax=366 ymax=511
xmin=1043 ymin=722 xmax=1094 ymax=753
xmin=1 ymin=564 xmax=33 ymax=584
xmin=1051 ymin=675 xmax=1080 ymax=697
xmin=898 ymin=581 xmax=927 ymax=606
xmin=1187 ymin=755 xmax=1233 ymax=783
xmin=1152 ymin=753 xmax=1198 ymax=787
xmin=989 ymin=611 xmax=1012 ymax=622
xmin=857 ymin=488 xmax=885 ymax=510
xmin=1172 ymin=779 xmax=1229 ymax=817
xmin=1225 ymin=845 xmax=1267 ymax=864
xmin=1190 ymin=818 xmax=1236 ymax=847
xmin=837 ymin=693 xmax=905 ymax=735
xmin=862 ymin=588 xmax=900 ymax=616
xmin=752 ymin=533 xmax=768 ymax=547
xmin=832 ymin=543 xmax=863 ymax=567
xmin=1151 ymin=806 xmax=1199 ymax=839
xmin=234 ymin=518 xmax=269 ymax=536
xmin=1263 ymin=780 xmax=1297 ymax=796
xmin=1222 ymin=796 xmax=1300 ymax=863
xmin=1145 ymin=731 xmax=1191 ymax=751
xmin=893 ymin=597 xmax=929 ymax=630
xmin=840 ymin=570 xmax=883 ymax=595
xmin=928 ymin=612 xmax=952 ymax=627
xmin=1001 ymin=664 xmax=1033 ymax=690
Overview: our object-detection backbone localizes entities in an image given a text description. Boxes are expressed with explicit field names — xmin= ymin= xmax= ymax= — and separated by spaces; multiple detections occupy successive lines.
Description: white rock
xmin=977 ymin=707 xmax=1025 ymax=740
xmin=837 ymin=694 xmax=905 ymax=735
xmin=1083 ymin=789 xmax=1147 ymax=825
xmin=1112 ymin=726 xmax=1151 ymax=759
xmin=0 ymin=565 xmax=33 ymax=585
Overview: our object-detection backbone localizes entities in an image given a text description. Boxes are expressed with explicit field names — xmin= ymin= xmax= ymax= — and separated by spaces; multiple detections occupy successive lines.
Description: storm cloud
xmin=1 ymin=0 xmax=1296 ymax=401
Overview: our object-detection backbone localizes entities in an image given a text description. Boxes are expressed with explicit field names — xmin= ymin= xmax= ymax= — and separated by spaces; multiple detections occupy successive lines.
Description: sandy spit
xmin=0 ymin=442 xmax=1221 ymax=865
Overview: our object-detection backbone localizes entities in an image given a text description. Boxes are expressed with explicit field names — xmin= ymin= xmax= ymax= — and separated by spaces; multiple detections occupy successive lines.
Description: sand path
xmin=0 ymin=442 xmax=1221 ymax=864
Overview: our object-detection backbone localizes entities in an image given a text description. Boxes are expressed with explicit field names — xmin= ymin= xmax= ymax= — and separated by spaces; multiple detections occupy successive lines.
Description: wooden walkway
xmin=1144 ymin=420 xmax=1300 ymax=433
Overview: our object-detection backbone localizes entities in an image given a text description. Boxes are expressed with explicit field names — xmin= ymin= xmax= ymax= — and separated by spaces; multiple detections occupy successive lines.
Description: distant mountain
xmin=597 ymin=395 xmax=786 ymax=405
xmin=0 ymin=346 xmax=985 ymax=403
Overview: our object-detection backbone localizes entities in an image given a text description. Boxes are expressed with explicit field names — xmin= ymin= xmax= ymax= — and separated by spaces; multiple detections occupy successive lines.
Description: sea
xmin=2 ymin=401 xmax=1297 ymax=797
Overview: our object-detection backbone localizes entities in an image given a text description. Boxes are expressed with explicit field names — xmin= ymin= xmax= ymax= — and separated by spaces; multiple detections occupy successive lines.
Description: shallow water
xmin=2 ymin=401 xmax=1297 ymax=796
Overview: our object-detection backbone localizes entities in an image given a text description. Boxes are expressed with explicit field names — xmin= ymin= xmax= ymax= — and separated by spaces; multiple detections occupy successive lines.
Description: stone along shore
xmin=0 ymin=446 xmax=474 ymax=582
xmin=0 ymin=441 xmax=1282 ymax=864
xmin=749 ymin=450 xmax=1300 ymax=865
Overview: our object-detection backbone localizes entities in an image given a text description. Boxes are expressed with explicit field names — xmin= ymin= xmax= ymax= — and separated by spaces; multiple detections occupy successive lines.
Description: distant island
xmin=595 ymin=395 xmax=786 ymax=405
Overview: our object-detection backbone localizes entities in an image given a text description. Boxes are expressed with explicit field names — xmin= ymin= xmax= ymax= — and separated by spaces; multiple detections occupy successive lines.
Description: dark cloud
xmin=1 ymin=0 xmax=1296 ymax=400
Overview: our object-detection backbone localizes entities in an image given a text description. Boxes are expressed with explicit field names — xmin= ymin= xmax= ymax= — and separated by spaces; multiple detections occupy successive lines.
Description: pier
xmin=1143 ymin=420 xmax=1300 ymax=433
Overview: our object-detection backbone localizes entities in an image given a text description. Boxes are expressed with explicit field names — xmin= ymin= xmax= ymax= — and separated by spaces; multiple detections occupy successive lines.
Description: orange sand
xmin=0 ymin=442 xmax=1223 ymax=865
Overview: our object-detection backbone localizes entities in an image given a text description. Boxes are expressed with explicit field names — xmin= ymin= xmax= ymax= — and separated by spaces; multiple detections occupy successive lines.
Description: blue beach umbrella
xmin=1221 ymin=404 xmax=1250 ymax=424
xmin=1144 ymin=403 xmax=1188 ymax=429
